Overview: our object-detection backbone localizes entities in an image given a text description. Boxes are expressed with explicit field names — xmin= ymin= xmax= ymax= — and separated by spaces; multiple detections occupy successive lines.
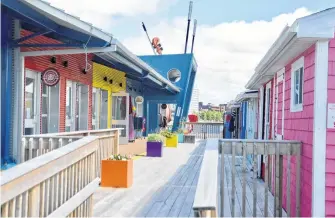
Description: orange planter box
xmin=100 ymin=159 xmax=133 ymax=188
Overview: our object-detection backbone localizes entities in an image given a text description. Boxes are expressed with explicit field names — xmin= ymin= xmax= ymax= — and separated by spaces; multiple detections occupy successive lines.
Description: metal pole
xmin=184 ymin=1 xmax=193 ymax=54
xmin=191 ymin=19 xmax=197 ymax=53
xmin=142 ymin=22 xmax=156 ymax=55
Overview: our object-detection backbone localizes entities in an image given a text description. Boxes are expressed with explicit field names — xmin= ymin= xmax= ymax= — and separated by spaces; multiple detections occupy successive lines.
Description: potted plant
xmin=176 ymin=129 xmax=184 ymax=143
xmin=101 ymin=154 xmax=133 ymax=188
xmin=147 ymin=134 xmax=164 ymax=157
xmin=160 ymin=130 xmax=178 ymax=148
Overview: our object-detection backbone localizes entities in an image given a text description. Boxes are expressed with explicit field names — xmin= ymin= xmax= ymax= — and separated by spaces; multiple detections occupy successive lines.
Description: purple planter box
xmin=146 ymin=141 xmax=163 ymax=157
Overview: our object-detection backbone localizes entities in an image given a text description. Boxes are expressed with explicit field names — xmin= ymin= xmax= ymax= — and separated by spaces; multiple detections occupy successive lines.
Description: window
xmin=290 ymin=57 xmax=304 ymax=112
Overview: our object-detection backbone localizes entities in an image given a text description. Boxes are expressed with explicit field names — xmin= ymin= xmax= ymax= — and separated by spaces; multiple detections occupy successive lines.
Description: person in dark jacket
xmin=228 ymin=115 xmax=235 ymax=132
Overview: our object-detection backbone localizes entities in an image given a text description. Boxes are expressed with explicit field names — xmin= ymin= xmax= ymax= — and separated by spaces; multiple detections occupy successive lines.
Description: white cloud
xmin=44 ymin=0 xmax=312 ymax=104
xmin=121 ymin=7 xmax=312 ymax=104
xmin=45 ymin=0 xmax=177 ymax=30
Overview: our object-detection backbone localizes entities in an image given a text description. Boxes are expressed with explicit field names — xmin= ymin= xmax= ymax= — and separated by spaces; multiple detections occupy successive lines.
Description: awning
xmin=235 ymin=90 xmax=258 ymax=103
xmin=20 ymin=0 xmax=113 ymax=43
xmin=7 ymin=0 xmax=180 ymax=93
xmin=97 ymin=40 xmax=180 ymax=93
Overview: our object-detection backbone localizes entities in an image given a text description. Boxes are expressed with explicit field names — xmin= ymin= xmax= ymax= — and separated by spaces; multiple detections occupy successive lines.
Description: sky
xmin=46 ymin=0 xmax=335 ymax=104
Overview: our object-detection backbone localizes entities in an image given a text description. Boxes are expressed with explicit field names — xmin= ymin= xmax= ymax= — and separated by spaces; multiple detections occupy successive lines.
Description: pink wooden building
xmin=245 ymin=8 xmax=335 ymax=217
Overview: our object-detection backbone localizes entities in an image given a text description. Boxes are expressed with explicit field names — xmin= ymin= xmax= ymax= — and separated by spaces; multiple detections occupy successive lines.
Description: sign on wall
xmin=42 ymin=68 xmax=60 ymax=86
xmin=328 ymin=103 xmax=335 ymax=129
xmin=135 ymin=96 xmax=144 ymax=104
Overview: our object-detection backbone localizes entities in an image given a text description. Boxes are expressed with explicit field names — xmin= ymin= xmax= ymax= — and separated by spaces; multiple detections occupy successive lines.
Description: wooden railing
xmin=1 ymin=136 xmax=100 ymax=217
xmin=193 ymin=138 xmax=301 ymax=217
xmin=21 ymin=128 xmax=121 ymax=163
xmin=1 ymin=129 xmax=121 ymax=217
xmin=184 ymin=122 xmax=223 ymax=139
xmin=193 ymin=139 xmax=220 ymax=217
xmin=95 ymin=133 xmax=119 ymax=178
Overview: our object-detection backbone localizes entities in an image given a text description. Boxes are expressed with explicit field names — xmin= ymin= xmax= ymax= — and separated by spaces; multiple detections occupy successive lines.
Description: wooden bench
xmin=193 ymin=138 xmax=219 ymax=217
xmin=184 ymin=134 xmax=196 ymax=143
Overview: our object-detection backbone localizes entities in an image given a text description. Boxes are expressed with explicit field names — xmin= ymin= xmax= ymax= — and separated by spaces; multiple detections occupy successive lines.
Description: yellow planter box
xmin=166 ymin=135 xmax=178 ymax=148
xmin=162 ymin=137 xmax=167 ymax=146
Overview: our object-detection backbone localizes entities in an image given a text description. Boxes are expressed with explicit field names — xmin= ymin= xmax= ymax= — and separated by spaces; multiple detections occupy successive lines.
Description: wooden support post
xmin=286 ymin=143 xmax=291 ymax=217
xmin=296 ymin=144 xmax=301 ymax=217
xmin=231 ymin=142 xmax=236 ymax=217
xmin=253 ymin=143 xmax=257 ymax=217
xmin=275 ymin=142 xmax=280 ymax=217
xmin=21 ymin=138 xmax=27 ymax=163
xmin=264 ymin=143 xmax=269 ymax=217
xmin=114 ymin=129 xmax=120 ymax=155
xmin=279 ymin=154 xmax=283 ymax=217
xmin=220 ymin=141 xmax=225 ymax=218
xmin=28 ymin=185 xmax=40 ymax=217
xmin=242 ymin=142 xmax=247 ymax=217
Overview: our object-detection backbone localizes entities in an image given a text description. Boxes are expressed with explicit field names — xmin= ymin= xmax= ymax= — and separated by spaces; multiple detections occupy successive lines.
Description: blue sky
xmin=110 ymin=0 xmax=335 ymax=39
xmin=47 ymin=0 xmax=335 ymax=104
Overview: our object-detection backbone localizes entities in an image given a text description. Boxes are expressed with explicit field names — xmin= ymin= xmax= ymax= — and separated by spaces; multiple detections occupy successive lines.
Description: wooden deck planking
xmin=93 ymin=141 xmax=205 ymax=217
xmin=93 ymin=140 xmax=288 ymax=217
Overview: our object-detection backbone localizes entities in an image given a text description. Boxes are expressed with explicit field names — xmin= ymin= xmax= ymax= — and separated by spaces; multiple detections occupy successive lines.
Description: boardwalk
xmin=93 ymin=141 xmax=205 ymax=217
xmin=93 ymin=140 xmax=286 ymax=217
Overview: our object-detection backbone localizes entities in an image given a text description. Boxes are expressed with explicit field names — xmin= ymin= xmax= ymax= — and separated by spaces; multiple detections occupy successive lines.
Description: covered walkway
xmin=93 ymin=141 xmax=205 ymax=217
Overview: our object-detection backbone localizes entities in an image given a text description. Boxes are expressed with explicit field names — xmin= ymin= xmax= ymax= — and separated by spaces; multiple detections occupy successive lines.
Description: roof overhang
xmin=98 ymin=40 xmax=180 ymax=93
xmin=235 ymin=90 xmax=258 ymax=103
xmin=246 ymin=8 xmax=335 ymax=90
xmin=6 ymin=0 xmax=180 ymax=93
xmin=19 ymin=0 xmax=113 ymax=43
xmin=20 ymin=40 xmax=180 ymax=93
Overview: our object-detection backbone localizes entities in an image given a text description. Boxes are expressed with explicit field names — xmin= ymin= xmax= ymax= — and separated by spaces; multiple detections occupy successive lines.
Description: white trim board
xmin=282 ymin=68 xmax=286 ymax=137
xmin=290 ymin=56 xmax=304 ymax=112
xmin=312 ymin=40 xmax=328 ymax=217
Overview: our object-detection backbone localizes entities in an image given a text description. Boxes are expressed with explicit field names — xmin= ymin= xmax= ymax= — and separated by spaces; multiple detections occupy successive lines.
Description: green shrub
xmin=148 ymin=134 xmax=163 ymax=142
xmin=108 ymin=154 xmax=131 ymax=160
xmin=176 ymin=129 xmax=184 ymax=134
xmin=160 ymin=130 xmax=174 ymax=138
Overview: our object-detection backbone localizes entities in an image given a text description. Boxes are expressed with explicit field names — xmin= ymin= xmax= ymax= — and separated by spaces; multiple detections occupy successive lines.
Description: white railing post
xmin=28 ymin=185 xmax=40 ymax=217
xmin=114 ymin=129 xmax=120 ymax=155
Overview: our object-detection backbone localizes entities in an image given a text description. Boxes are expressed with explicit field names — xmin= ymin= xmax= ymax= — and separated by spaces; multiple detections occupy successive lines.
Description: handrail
xmin=1 ymin=136 xmax=99 ymax=217
xmin=184 ymin=122 xmax=223 ymax=139
xmin=21 ymin=128 xmax=121 ymax=163
xmin=193 ymin=138 xmax=219 ymax=217
xmin=22 ymin=128 xmax=123 ymax=137
xmin=193 ymin=138 xmax=302 ymax=217
xmin=184 ymin=122 xmax=223 ymax=124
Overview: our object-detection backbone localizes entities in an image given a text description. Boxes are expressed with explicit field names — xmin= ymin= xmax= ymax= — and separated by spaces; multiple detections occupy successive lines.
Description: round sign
xmin=167 ymin=68 xmax=181 ymax=83
xmin=42 ymin=68 xmax=60 ymax=86
xmin=135 ymin=96 xmax=144 ymax=104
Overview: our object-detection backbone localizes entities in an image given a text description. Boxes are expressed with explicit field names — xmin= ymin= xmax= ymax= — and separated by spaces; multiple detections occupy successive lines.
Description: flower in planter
xmin=160 ymin=130 xmax=175 ymax=139
xmin=147 ymin=134 xmax=164 ymax=142
xmin=108 ymin=154 xmax=132 ymax=160
xmin=176 ymin=129 xmax=184 ymax=134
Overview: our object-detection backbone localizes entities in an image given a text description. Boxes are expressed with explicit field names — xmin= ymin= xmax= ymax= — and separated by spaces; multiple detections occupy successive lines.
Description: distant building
xmin=188 ymin=88 xmax=199 ymax=114
xmin=199 ymin=102 xmax=227 ymax=112
xmin=219 ymin=104 xmax=227 ymax=113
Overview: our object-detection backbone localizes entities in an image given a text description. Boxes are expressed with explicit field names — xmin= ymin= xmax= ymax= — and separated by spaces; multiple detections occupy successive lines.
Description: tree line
xmin=194 ymin=110 xmax=224 ymax=122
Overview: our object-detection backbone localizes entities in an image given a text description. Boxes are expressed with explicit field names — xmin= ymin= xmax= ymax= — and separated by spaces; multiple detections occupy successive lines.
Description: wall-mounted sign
xmin=327 ymin=103 xmax=335 ymax=129
xmin=42 ymin=68 xmax=60 ymax=86
xmin=135 ymin=96 xmax=144 ymax=104
xmin=167 ymin=68 xmax=181 ymax=83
